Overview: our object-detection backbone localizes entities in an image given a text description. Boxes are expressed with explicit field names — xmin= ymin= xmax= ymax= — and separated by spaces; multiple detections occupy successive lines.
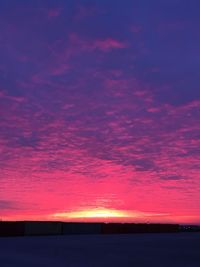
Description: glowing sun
xmin=52 ymin=208 xmax=129 ymax=220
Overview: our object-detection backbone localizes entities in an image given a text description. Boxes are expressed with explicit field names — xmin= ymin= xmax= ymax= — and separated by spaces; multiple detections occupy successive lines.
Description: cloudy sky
xmin=0 ymin=0 xmax=200 ymax=223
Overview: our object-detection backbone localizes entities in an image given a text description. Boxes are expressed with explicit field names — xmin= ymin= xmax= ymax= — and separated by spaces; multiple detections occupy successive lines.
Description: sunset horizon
xmin=2 ymin=207 xmax=200 ymax=225
xmin=1 ymin=1 xmax=200 ymax=226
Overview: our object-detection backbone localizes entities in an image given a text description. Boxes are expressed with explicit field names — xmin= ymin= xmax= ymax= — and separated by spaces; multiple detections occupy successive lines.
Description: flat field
xmin=0 ymin=233 xmax=200 ymax=267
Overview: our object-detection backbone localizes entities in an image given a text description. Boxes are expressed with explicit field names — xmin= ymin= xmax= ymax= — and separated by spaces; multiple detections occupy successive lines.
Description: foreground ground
xmin=0 ymin=233 xmax=200 ymax=267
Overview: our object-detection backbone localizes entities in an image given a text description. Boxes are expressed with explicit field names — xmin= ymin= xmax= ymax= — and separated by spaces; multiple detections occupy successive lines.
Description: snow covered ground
xmin=0 ymin=233 xmax=200 ymax=267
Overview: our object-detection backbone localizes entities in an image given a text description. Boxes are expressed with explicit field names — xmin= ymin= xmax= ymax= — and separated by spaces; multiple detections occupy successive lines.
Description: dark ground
xmin=0 ymin=233 xmax=200 ymax=267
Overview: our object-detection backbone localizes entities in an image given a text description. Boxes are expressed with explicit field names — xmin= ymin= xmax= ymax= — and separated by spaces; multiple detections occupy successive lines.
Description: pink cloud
xmin=50 ymin=63 xmax=70 ymax=76
xmin=92 ymin=38 xmax=128 ymax=52
xmin=47 ymin=8 xmax=62 ymax=18
xmin=69 ymin=33 xmax=128 ymax=52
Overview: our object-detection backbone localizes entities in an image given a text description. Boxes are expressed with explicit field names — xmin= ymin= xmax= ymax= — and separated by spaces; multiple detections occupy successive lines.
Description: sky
xmin=0 ymin=0 xmax=200 ymax=224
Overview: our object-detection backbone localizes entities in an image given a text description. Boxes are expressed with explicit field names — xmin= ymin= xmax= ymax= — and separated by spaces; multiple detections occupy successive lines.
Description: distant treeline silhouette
xmin=0 ymin=221 xmax=183 ymax=237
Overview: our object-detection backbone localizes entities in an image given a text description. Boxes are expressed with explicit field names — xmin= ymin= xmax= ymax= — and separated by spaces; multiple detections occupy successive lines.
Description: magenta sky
xmin=0 ymin=1 xmax=200 ymax=224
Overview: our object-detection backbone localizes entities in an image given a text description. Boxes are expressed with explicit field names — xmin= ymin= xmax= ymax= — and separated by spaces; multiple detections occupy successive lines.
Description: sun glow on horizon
xmin=52 ymin=208 xmax=130 ymax=220
xmin=51 ymin=208 xmax=172 ymax=222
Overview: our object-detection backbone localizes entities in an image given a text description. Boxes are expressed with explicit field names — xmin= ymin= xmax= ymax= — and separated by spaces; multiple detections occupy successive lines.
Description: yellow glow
xmin=53 ymin=208 xmax=128 ymax=219
xmin=52 ymin=208 xmax=170 ymax=222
